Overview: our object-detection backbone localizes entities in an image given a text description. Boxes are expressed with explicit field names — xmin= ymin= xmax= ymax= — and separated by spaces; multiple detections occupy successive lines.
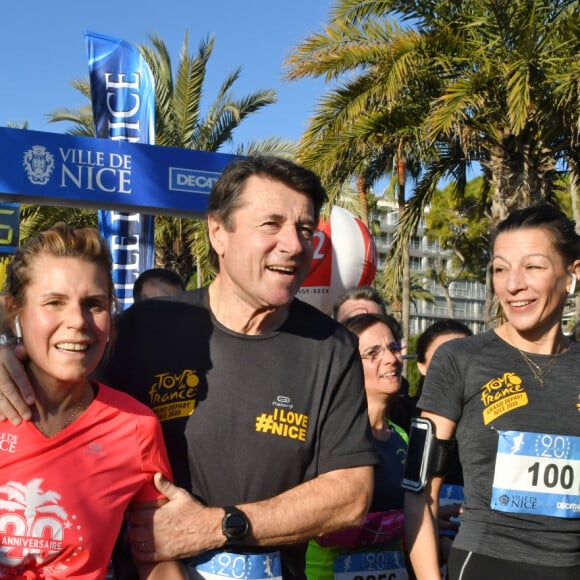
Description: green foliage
xmin=18 ymin=205 xmax=97 ymax=242
xmin=425 ymin=176 xmax=491 ymax=284
xmin=554 ymin=173 xmax=574 ymax=217
xmin=288 ymin=0 xmax=580 ymax=221
xmin=404 ymin=334 xmax=421 ymax=396
xmin=139 ymin=33 xmax=277 ymax=152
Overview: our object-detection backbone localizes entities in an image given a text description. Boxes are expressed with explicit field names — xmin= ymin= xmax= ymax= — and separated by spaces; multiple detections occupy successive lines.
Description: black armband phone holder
xmin=401 ymin=417 xmax=457 ymax=492
xmin=431 ymin=437 xmax=456 ymax=477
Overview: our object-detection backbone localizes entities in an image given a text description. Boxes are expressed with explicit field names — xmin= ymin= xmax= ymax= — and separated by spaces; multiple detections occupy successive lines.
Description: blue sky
xmin=1 ymin=0 xmax=334 ymax=149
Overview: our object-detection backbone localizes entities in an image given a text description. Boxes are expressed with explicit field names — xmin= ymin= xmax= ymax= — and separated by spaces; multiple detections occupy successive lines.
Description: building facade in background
xmin=374 ymin=202 xmax=487 ymax=337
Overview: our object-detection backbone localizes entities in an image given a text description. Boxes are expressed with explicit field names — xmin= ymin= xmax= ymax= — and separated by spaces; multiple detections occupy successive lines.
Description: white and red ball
xmin=297 ymin=206 xmax=377 ymax=314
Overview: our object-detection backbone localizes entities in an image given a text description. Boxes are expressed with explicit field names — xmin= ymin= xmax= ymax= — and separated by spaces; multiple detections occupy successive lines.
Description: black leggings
xmin=448 ymin=548 xmax=580 ymax=580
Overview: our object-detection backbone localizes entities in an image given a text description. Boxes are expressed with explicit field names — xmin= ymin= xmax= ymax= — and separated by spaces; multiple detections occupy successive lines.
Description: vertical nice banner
xmin=86 ymin=31 xmax=155 ymax=309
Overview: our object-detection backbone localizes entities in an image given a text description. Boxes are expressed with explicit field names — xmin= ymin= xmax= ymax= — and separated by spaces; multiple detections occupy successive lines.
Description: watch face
xmin=224 ymin=511 xmax=248 ymax=539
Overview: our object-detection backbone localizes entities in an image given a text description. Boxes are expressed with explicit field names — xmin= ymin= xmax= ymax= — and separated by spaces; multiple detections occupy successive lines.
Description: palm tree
xmin=332 ymin=0 xmax=579 ymax=224
xmin=551 ymin=23 xmax=580 ymax=321
xmin=285 ymin=6 xmax=438 ymax=346
xmin=18 ymin=204 xmax=97 ymax=238
xmin=286 ymin=0 xmax=580 ymax=330
xmin=48 ymin=32 xmax=287 ymax=286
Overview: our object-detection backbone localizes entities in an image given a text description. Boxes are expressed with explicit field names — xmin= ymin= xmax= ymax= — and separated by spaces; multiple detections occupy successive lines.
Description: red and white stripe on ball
xmin=298 ymin=206 xmax=377 ymax=314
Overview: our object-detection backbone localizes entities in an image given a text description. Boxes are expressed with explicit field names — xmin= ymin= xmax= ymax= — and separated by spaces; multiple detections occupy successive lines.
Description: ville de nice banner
xmin=0 ymin=126 xmax=237 ymax=219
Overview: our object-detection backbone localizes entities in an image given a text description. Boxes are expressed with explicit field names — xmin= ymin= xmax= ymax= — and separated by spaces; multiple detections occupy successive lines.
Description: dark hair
xmin=343 ymin=312 xmax=403 ymax=343
xmin=332 ymin=286 xmax=387 ymax=319
xmin=6 ymin=222 xmax=116 ymax=318
xmin=133 ymin=268 xmax=184 ymax=302
xmin=416 ymin=319 xmax=472 ymax=363
xmin=207 ymin=155 xmax=327 ymax=270
xmin=490 ymin=204 xmax=580 ymax=265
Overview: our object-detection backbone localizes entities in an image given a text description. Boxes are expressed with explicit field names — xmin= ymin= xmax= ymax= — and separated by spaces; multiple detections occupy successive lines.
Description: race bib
xmin=333 ymin=549 xmax=408 ymax=580
xmin=188 ymin=550 xmax=282 ymax=580
xmin=439 ymin=483 xmax=464 ymax=538
xmin=491 ymin=430 xmax=580 ymax=518
xmin=439 ymin=483 xmax=464 ymax=505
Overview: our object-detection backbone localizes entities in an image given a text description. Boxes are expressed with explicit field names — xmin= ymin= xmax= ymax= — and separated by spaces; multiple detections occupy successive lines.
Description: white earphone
xmin=14 ymin=314 xmax=22 ymax=343
xmin=569 ymin=273 xmax=577 ymax=297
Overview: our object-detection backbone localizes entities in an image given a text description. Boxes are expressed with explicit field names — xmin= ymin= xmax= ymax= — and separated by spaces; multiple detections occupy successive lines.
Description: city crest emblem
xmin=23 ymin=145 xmax=55 ymax=185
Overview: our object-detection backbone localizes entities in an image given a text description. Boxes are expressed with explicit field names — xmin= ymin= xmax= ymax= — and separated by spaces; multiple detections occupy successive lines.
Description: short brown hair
xmin=207 ymin=156 xmax=327 ymax=270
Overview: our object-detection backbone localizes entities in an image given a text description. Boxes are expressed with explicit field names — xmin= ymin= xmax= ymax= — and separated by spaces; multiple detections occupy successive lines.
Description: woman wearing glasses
xmin=306 ymin=313 xmax=409 ymax=580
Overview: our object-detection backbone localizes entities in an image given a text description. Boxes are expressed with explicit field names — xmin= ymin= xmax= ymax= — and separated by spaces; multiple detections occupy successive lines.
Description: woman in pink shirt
xmin=0 ymin=222 xmax=184 ymax=579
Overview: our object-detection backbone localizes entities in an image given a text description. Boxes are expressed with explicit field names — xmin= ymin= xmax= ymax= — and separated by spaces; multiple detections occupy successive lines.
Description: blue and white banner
xmin=86 ymin=31 xmax=156 ymax=308
xmin=0 ymin=127 xmax=234 ymax=213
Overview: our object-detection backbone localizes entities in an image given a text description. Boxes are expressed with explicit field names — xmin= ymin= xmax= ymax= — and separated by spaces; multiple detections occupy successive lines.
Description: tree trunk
xmin=396 ymin=154 xmax=410 ymax=375
xmin=570 ymin=158 xmax=580 ymax=323
xmin=484 ymin=134 xmax=556 ymax=226
xmin=356 ymin=174 xmax=369 ymax=227
xmin=484 ymin=263 xmax=496 ymax=329
xmin=442 ymin=283 xmax=455 ymax=319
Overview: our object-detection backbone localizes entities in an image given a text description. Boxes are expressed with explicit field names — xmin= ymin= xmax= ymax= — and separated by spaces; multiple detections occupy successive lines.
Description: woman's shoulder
xmin=95 ymin=382 xmax=158 ymax=421
xmin=436 ymin=329 xmax=499 ymax=358
xmin=426 ymin=331 xmax=507 ymax=386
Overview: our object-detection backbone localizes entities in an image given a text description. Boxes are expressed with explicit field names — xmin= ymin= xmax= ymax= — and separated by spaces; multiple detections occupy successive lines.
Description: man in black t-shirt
xmin=0 ymin=156 xmax=377 ymax=579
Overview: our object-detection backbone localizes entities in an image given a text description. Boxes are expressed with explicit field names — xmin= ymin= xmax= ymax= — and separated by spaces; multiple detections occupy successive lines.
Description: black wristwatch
xmin=222 ymin=505 xmax=249 ymax=544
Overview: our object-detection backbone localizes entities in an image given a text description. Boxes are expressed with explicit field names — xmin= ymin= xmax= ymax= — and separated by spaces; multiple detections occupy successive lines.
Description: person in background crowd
xmin=0 ymin=156 xmax=377 ymax=580
xmin=132 ymin=268 xmax=185 ymax=302
xmin=404 ymin=319 xmax=475 ymax=430
xmin=332 ymin=285 xmax=387 ymax=322
xmin=0 ymin=223 xmax=183 ymax=579
xmin=332 ymin=286 xmax=416 ymax=437
xmin=416 ymin=320 xmax=473 ymax=379
xmin=405 ymin=204 xmax=580 ymax=580
xmin=415 ymin=319 xmax=473 ymax=577
xmin=306 ymin=312 xmax=409 ymax=580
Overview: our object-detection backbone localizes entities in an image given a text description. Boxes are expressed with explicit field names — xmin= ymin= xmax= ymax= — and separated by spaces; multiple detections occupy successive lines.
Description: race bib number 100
xmin=491 ymin=430 xmax=580 ymax=518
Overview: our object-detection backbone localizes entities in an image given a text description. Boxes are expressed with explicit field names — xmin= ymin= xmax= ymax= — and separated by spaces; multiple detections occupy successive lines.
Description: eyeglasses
xmin=360 ymin=342 xmax=403 ymax=362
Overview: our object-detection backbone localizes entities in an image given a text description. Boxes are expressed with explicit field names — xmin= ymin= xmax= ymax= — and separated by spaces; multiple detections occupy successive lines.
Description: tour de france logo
xmin=23 ymin=145 xmax=55 ymax=185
